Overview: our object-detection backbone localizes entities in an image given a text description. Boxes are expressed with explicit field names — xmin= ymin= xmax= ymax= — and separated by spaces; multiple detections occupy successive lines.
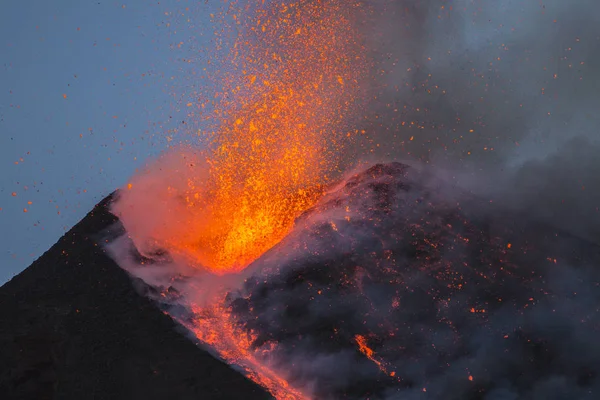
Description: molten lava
xmin=180 ymin=298 xmax=310 ymax=400
xmin=116 ymin=0 xmax=366 ymax=275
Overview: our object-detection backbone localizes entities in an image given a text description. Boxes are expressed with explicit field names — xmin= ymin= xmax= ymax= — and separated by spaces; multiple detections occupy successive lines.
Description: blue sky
xmin=0 ymin=0 xmax=218 ymax=283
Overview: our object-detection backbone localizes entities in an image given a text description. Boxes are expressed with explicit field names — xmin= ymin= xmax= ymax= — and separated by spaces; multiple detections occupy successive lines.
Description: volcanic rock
xmin=226 ymin=162 xmax=600 ymax=399
xmin=0 ymin=194 xmax=271 ymax=400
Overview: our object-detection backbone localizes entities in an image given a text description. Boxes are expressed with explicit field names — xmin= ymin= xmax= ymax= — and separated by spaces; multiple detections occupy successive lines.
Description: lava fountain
xmin=112 ymin=0 xmax=367 ymax=275
xmin=110 ymin=1 xmax=367 ymax=398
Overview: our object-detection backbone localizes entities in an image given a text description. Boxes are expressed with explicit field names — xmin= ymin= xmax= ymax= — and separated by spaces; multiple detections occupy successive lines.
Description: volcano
xmin=110 ymin=162 xmax=600 ymax=400
xmin=0 ymin=194 xmax=271 ymax=400
xmin=2 ymin=162 xmax=599 ymax=400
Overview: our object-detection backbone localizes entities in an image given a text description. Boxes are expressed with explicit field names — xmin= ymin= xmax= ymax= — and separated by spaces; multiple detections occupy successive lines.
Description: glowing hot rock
xmin=112 ymin=0 xmax=366 ymax=275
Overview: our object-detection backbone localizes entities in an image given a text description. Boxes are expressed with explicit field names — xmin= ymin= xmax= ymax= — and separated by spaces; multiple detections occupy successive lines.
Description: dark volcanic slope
xmin=0 ymin=194 xmax=271 ymax=400
xmin=226 ymin=163 xmax=600 ymax=399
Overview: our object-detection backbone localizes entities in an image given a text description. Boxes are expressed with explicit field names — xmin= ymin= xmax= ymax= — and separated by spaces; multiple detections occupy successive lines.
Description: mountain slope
xmin=0 ymin=193 xmax=271 ymax=400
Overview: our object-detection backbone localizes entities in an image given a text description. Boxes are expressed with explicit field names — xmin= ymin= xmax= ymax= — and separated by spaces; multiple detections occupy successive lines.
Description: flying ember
xmin=113 ymin=0 xmax=366 ymax=275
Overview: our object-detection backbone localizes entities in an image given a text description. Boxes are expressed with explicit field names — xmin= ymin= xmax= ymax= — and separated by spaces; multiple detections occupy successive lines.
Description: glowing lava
xmin=178 ymin=298 xmax=310 ymax=400
xmin=115 ymin=0 xmax=366 ymax=275
xmin=190 ymin=0 xmax=366 ymax=273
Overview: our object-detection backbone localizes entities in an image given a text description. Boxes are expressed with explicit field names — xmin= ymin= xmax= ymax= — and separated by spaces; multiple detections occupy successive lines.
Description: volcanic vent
xmin=109 ymin=162 xmax=600 ymax=400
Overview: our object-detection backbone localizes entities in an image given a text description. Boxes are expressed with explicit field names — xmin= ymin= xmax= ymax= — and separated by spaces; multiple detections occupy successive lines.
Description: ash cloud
xmin=354 ymin=0 xmax=600 ymax=243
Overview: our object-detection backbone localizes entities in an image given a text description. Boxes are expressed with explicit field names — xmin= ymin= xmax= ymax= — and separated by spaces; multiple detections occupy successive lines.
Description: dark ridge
xmin=0 ymin=192 xmax=271 ymax=400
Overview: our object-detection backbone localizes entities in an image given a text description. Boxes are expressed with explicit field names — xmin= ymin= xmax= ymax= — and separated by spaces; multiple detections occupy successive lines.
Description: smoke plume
xmin=356 ymin=0 xmax=600 ymax=242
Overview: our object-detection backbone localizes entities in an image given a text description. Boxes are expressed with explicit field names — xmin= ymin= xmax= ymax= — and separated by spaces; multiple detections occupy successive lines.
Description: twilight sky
xmin=0 ymin=0 xmax=217 ymax=283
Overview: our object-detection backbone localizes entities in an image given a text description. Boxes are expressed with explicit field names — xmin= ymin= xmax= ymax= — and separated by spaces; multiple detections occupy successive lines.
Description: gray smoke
xmin=225 ymin=163 xmax=600 ymax=399
xmin=353 ymin=0 xmax=600 ymax=243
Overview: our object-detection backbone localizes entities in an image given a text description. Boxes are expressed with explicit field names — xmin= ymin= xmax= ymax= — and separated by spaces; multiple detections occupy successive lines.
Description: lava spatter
xmin=112 ymin=0 xmax=367 ymax=275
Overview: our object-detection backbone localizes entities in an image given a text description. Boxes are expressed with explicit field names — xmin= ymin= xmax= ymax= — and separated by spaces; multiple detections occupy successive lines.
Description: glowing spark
xmin=123 ymin=0 xmax=366 ymax=275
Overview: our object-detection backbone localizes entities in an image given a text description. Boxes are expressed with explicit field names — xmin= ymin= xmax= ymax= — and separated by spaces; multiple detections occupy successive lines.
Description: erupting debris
xmin=112 ymin=0 xmax=366 ymax=275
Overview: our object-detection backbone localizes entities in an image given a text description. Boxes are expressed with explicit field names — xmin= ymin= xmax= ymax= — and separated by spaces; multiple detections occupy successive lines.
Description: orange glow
xmin=179 ymin=298 xmax=310 ymax=400
xmin=355 ymin=334 xmax=376 ymax=358
xmin=116 ymin=2 xmax=367 ymax=398
xmin=179 ymin=2 xmax=365 ymax=397
xmin=355 ymin=334 xmax=394 ymax=376
xmin=144 ymin=1 xmax=365 ymax=274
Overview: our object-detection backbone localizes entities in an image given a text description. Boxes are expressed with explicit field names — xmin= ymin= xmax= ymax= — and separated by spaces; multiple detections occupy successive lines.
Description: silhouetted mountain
xmin=0 ymin=193 xmax=271 ymax=400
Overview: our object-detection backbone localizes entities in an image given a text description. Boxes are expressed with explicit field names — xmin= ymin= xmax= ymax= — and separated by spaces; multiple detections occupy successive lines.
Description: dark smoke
xmin=354 ymin=0 xmax=600 ymax=243
xmin=226 ymin=163 xmax=600 ymax=399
